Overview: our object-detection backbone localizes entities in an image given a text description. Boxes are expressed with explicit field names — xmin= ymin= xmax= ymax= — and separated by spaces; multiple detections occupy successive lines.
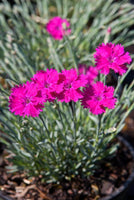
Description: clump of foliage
xmin=0 ymin=0 xmax=134 ymax=183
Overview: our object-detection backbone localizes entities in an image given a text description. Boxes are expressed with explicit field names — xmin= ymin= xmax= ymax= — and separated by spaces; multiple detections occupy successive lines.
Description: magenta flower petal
xmin=81 ymin=81 xmax=117 ymax=115
xmin=32 ymin=69 xmax=63 ymax=101
xmin=78 ymin=64 xmax=98 ymax=83
xmin=57 ymin=69 xmax=88 ymax=103
xmin=46 ymin=16 xmax=71 ymax=40
xmin=9 ymin=82 xmax=45 ymax=117
xmin=94 ymin=43 xmax=132 ymax=75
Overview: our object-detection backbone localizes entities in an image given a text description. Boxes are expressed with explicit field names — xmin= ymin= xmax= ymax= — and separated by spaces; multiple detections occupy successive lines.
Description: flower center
xmin=108 ymin=55 xmax=115 ymax=64
xmin=65 ymin=83 xmax=72 ymax=89
xmin=96 ymin=96 xmax=102 ymax=101
xmin=45 ymin=83 xmax=50 ymax=88
xmin=25 ymin=97 xmax=31 ymax=104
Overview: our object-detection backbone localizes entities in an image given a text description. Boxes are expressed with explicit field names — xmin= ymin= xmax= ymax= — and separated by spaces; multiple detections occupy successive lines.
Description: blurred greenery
xmin=0 ymin=0 xmax=134 ymax=81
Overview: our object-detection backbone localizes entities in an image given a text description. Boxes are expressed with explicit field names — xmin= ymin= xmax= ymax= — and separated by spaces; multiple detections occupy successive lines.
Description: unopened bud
xmin=107 ymin=27 xmax=111 ymax=34
xmin=104 ymin=27 xmax=112 ymax=44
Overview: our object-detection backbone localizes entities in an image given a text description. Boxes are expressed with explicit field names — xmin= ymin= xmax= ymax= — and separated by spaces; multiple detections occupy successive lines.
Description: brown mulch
xmin=0 ymin=138 xmax=134 ymax=200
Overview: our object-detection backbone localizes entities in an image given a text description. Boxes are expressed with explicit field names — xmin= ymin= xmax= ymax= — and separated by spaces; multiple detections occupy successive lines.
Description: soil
xmin=0 ymin=137 xmax=134 ymax=200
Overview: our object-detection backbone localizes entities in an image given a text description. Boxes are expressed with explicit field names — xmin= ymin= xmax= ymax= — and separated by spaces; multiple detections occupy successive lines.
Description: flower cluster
xmin=9 ymin=69 xmax=88 ymax=117
xmin=46 ymin=16 xmax=71 ymax=40
xmin=9 ymin=18 xmax=132 ymax=118
xmin=9 ymin=67 xmax=118 ymax=118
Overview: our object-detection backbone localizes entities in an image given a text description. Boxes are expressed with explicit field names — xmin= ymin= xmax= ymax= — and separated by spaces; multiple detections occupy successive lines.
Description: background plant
xmin=0 ymin=0 xmax=134 ymax=183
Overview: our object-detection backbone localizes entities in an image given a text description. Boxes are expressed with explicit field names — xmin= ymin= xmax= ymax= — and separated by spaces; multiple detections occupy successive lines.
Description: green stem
xmin=39 ymin=115 xmax=57 ymax=163
xmin=97 ymin=115 xmax=101 ymax=135
xmin=114 ymin=76 xmax=121 ymax=95
xmin=117 ymin=102 xmax=134 ymax=132
xmin=65 ymin=36 xmax=78 ymax=71
xmin=39 ymin=115 xmax=50 ymax=138
xmin=104 ymin=75 xmax=106 ymax=85
xmin=73 ymin=104 xmax=77 ymax=144
xmin=56 ymin=102 xmax=65 ymax=130
xmin=115 ymin=63 xmax=133 ymax=95
xmin=71 ymin=101 xmax=77 ymax=144
xmin=95 ymin=114 xmax=102 ymax=147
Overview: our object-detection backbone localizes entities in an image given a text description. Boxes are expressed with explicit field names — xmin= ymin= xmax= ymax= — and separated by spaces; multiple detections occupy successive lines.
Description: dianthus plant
xmin=0 ymin=16 xmax=134 ymax=183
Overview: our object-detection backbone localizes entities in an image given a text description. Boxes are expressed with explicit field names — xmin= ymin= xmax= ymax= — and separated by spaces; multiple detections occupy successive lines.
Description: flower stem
xmin=95 ymin=114 xmax=102 ymax=147
xmin=70 ymin=101 xmax=77 ymax=144
xmin=104 ymin=75 xmax=106 ymax=85
xmin=65 ymin=36 xmax=78 ymax=71
xmin=39 ymin=115 xmax=50 ymax=138
xmin=39 ymin=115 xmax=57 ymax=163
xmin=97 ymin=115 xmax=101 ymax=136
xmin=56 ymin=102 xmax=65 ymax=130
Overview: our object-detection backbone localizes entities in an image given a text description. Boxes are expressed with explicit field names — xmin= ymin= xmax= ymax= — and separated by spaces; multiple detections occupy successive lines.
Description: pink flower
xmin=94 ymin=43 xmax=132 ymax=75
xmin=9 ymin=82 xmax=45 ymax=117
xmin=57 ymin=69 xmax=88 ymax=103
xmin=81 ymin=82 xmax=117 ymax=115
xmin=46 ymin=16 xmax=71 ymax=40
xmin=31 ymin=69 xmax=63 ymax=101
xmin=78 ymin=64 xmax=98 ymax=83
